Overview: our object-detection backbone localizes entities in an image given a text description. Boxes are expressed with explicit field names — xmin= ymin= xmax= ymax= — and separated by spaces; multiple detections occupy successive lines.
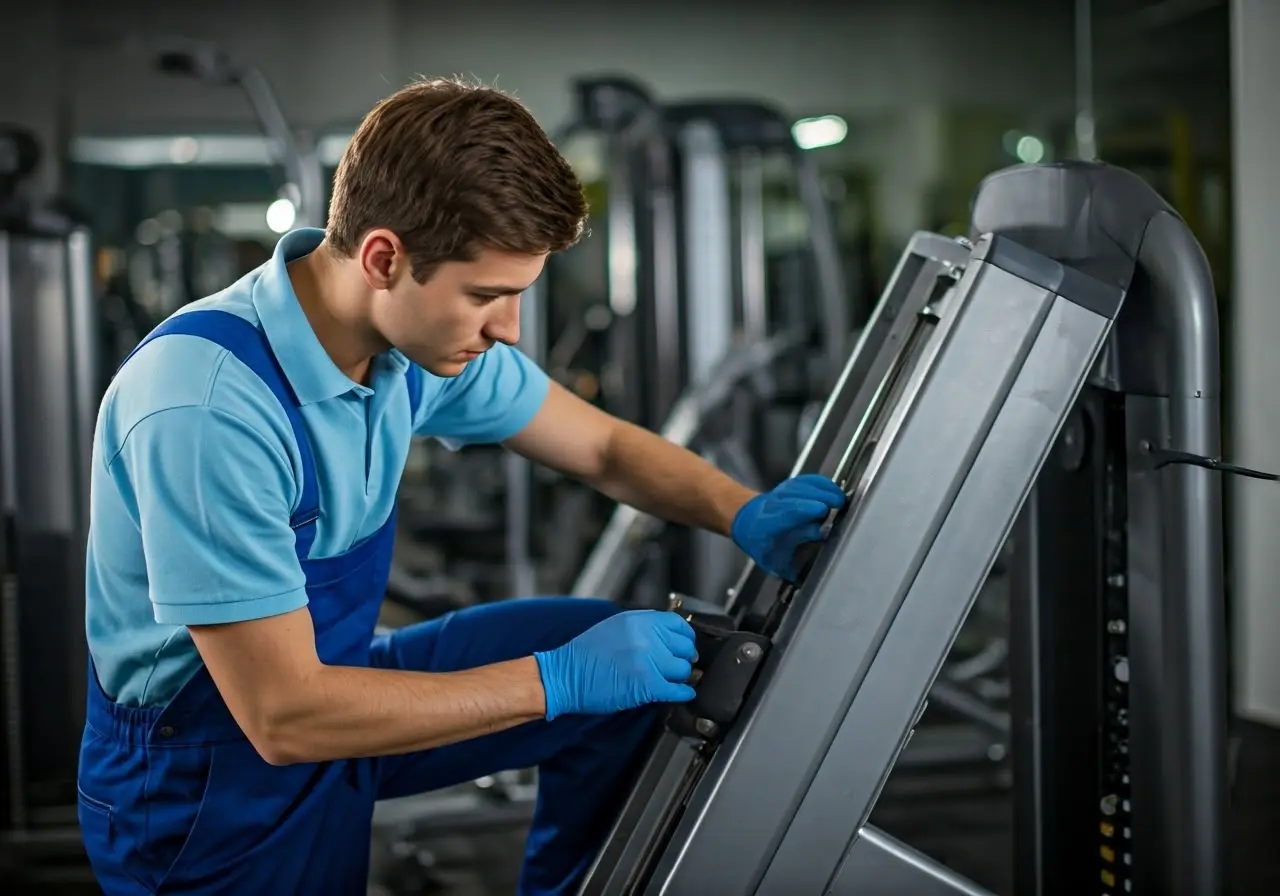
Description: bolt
xmin=738 ymin=642 xmax=763 ymax=663
xmin=694 ymin=718 xmax=718 ymax=737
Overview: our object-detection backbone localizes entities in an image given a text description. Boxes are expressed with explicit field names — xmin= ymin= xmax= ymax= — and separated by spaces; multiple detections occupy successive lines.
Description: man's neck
xmin=287 ymin=242 xmax=387 ymax=385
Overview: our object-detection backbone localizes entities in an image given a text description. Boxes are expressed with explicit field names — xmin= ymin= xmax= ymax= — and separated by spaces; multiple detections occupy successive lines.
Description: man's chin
xmin=420 ymin=358 xmax=471 ymax=378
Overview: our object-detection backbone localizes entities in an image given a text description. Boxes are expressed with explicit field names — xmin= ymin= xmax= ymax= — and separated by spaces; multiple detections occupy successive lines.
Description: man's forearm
xmin=258 ymin=658 xmax=546 ymax=765
xmin=594 ymin=420 xmax=757 ymax=537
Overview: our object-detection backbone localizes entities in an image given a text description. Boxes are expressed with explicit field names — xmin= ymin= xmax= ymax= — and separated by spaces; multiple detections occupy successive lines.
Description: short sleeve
xmin=111 ymin=404 xmax=309 ymax=626
xmin=414 ymin=344 xmax=550 ymax=447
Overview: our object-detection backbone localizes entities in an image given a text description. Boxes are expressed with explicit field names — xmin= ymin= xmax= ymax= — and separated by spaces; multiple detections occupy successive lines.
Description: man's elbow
xmin=251 ymin=728 xmax=308 ymax=767
xmin=240 ymin=691 xmax=319 ymax=766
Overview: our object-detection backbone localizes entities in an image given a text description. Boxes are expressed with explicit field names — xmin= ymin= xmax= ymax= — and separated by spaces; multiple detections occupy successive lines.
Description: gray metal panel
xmin=646 ymin=260 xmax=1066 ymax=896
xmin=826 ymin=826 xmax=993 ymax=896
xmin=6 ymin=234 xmax=78 ymax=532
xmin=759 ymin=294 xmax=1112 ymax=893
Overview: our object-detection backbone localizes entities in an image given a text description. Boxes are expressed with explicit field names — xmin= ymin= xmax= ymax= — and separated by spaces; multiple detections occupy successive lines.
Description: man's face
xmin=372 ymin=246 xmax=546 ymax=377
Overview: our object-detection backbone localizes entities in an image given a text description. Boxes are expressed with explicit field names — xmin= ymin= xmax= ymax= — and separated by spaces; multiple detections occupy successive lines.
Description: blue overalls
xmin=78 ymin=310 xmax=660 ymax=894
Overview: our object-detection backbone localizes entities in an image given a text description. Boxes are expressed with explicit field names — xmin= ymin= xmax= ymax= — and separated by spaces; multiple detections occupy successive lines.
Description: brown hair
xmin=327 ymin=77 xmax=587 ymax=282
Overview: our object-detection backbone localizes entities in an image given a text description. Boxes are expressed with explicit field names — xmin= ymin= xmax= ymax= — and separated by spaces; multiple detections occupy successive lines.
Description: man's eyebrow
xmin=466 ymin=283 xmax=531 ymax=296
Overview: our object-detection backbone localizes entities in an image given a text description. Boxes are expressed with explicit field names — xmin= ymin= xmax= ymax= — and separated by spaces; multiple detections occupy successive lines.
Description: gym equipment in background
xmin=0 ymin=125 xmax=99 ymax=862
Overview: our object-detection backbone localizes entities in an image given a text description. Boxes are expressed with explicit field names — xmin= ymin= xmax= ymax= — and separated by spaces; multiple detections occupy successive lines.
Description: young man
xmin=78 ymin=78 xmax=846 ymax=896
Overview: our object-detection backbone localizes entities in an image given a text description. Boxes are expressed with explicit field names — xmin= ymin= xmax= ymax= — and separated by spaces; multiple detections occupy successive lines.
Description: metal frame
xmin=579 ymin=208 xmax=1125 ymax=893
xmin=995 ymin=163 xmax=1229 ymax=896
xmin=580 ymin=161 xmax=1230 ymax=896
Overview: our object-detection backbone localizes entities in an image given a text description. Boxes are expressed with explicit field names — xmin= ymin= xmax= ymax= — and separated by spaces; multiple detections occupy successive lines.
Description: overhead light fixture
xmin=792 ymin=115 xmax=849 ymax=151
xmin=266 ymin=197 xmax=296 ymax=234
xmin=1016 ymin=134 xmax=1046 ymax=164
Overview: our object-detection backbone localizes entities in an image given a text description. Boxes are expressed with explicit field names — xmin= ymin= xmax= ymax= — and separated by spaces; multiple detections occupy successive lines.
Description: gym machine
xmin=567 ymin=83 xmax=853 ymax=607
xmin=549 ymin=76 xmax=682 ymax=433
xmin=0 ymin=128 xmax=99 ymax=861
xmin=578 ymin=160 xmax=1243 ymax=896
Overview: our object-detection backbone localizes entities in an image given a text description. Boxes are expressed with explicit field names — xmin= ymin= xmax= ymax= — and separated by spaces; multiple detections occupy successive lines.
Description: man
xmin=78 ymin=78 xmax=846 ymax=896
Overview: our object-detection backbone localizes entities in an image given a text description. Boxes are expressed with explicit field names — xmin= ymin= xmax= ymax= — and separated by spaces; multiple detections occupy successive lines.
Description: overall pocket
xmin=76 ymin=783 xmax=115 ymax=848
xmin=142 ymin=740 xmax=214 ymax=886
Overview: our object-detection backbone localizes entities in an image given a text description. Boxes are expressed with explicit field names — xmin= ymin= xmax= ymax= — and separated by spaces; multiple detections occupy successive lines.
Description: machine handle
xmin=666 ymin=594 xmax=770 ymax=740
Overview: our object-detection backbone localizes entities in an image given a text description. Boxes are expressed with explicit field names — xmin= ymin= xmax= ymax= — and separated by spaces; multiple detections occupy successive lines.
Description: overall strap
xmin=405 ymin=361 xmax=424 ymax=418
xmin=119 ymin=310 xmax=320 ymax=559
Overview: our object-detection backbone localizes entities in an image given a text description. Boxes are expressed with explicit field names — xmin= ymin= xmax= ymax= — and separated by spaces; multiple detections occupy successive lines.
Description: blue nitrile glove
xmin=534 ymin=610 xmax=699 ymax=721
xmin=731 ymin=473 xmax=847 ymax=582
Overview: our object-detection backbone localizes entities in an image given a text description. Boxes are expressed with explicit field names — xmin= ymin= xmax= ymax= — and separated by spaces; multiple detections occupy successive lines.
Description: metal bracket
xmin=666 ymin=594 xmax=771 ymax=740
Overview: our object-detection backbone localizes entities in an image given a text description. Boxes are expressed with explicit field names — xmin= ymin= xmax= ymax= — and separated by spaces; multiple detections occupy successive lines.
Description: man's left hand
xmin=730 ymin=473 xmax=846 ymax=582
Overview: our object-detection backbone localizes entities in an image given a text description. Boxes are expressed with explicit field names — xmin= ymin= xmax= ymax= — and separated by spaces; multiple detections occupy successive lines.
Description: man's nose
xmin=483 ymin=295 xmax=521 ymax=346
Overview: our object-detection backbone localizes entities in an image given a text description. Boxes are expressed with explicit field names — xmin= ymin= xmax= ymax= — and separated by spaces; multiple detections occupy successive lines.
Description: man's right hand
xmin=533 ymin=610 xmax=699 ymax=720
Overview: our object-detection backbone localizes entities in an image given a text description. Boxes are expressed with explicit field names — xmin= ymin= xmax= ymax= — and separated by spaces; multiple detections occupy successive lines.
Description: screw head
xmin=739 ymin=642 xmax=763 ymax=662
xmin=694 ymin=718 xmax=718 ymax=737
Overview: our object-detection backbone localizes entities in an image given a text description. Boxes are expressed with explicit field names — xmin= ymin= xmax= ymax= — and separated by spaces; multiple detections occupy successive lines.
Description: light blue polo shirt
xmin=86 ymin=228 xmax=550 ymax=707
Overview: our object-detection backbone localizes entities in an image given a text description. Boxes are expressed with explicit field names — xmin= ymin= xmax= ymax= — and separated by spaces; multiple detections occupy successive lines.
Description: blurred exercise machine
xmin=0 ymin=127 xmax=99 ymax=868
xmin=579 ymin=160 xmax=1257 ymax=896
xmin=562 ymin=76 xmax=852 ymax=608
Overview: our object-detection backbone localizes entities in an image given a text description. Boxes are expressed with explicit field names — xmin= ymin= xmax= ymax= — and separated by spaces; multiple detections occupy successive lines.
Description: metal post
xmin=737 ymin=147 xmax=769 ymax=346
xmin=0 ymin=234 xmax=25 ymax=832
xmin=679 ymin=121 xmax=735 ymax=384
xmin=1075 ymin=0 xmax=1098 ymax=160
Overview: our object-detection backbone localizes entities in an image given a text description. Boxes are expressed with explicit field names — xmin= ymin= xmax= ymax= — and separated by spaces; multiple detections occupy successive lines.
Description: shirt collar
xmin=252 ymin=227 xmax=410 ymax=405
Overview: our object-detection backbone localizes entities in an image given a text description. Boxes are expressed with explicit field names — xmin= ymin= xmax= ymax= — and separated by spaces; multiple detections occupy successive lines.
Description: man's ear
xmin=357 ymin=229 xmax=409 ymax=290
